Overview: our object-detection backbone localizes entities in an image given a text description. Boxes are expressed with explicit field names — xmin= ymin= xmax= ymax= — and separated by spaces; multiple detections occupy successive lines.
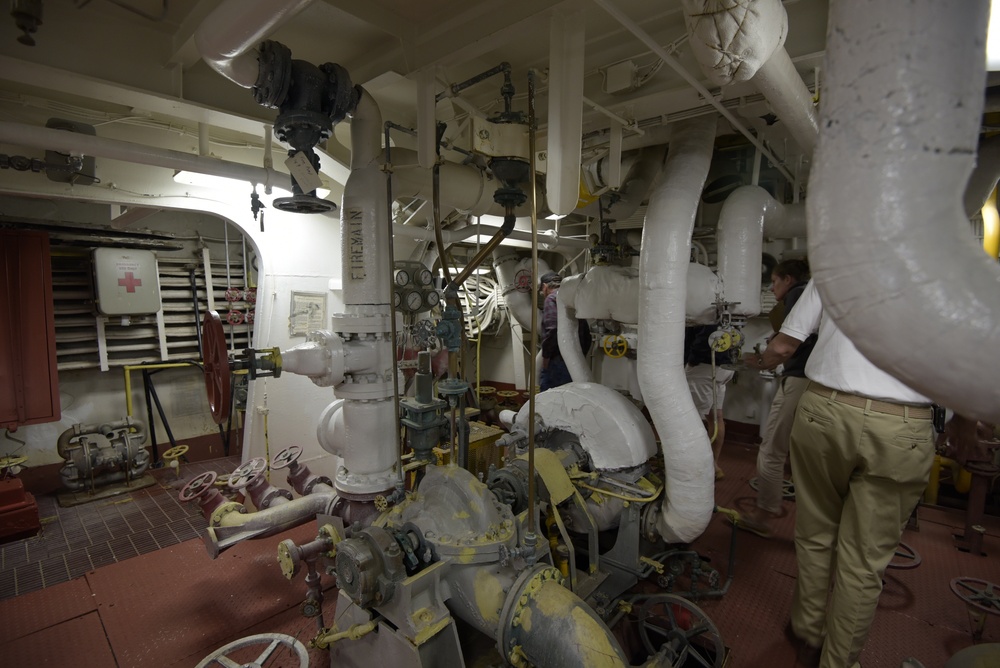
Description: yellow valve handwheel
xmin=162 ymin=445 xmax=189 ymax=461
xmin=710 ymin=331 xmax=733 ymax=353
xmin=0 ymin=455 xmax=27 ymax=470
xmin=603 ymin=335 xmax=628 ymax=358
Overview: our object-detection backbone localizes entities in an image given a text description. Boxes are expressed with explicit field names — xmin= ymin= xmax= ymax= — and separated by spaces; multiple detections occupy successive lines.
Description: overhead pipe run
xmin=639 ymin=115 xmax=718 ymax=544
xmin=681 ymin=0 xmax=818 ymax=157
xmin=808 ymin=0 xmax=1000 ymax=423
xmin=0 ymin=121 xmax=287 ymax=191
xmin=546 ymin=6 xmax=586 ymax=217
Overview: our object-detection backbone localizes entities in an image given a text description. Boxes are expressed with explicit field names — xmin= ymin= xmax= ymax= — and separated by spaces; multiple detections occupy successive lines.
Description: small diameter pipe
xmin=384 ymin=122 xmax=404 ymax=488
xmin=526 ymin=70 xmax=539 ymax=544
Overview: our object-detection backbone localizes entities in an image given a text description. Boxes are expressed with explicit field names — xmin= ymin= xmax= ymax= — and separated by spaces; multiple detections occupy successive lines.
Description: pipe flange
xmin=498 ymin=565 xmax=564 ymax=663
xmin=209 ymin=501 xmax=247 ymax=527
xmin=254 ymin=40 xmax=293 ymax=109
xmin=319 ymin=63 xmax=358 ymax=124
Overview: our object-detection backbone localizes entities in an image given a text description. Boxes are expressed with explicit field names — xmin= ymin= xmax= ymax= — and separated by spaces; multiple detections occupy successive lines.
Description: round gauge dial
xmin=425 ymin=290 xmax=440 ymax=308
xmin=394 ymin=291 xmax=402 ymax=309
xmin=394 ymin=269 xmax=410 ymax=287
xmin=417 ymin=268 xmax=434 ymax=286
xmin=405 ymin=291 xmax=423 ymax=311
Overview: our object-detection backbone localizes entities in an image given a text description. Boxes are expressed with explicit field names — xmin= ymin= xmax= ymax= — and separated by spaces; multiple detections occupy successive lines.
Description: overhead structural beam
xmin=591 ymin=0 xmax=794 ymax=183
xmin=0 ymin=55 xmax=351 ymax=186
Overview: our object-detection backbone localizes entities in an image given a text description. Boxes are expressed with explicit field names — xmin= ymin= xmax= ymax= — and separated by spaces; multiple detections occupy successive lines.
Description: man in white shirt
xmin=747 ymin=280 xmax=935 ymax=668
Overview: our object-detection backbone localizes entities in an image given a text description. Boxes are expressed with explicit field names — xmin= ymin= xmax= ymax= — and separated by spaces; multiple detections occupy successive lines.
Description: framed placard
xmin=289 ymin=291 xmax=327 ymax=337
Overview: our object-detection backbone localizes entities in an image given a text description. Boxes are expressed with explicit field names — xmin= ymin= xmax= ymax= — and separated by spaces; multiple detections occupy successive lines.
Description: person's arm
xmin=541 ymin=292 xmax=559 ymax=362
xmin=742 ymin=332 xmax=804 ymax=370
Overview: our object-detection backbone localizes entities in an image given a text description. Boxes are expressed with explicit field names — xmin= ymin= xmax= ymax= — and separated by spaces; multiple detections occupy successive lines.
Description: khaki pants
xmin=756 ymin=375 xmax=810 ymax=514
xmin=789 ymin=387 xmax=934 ymax=668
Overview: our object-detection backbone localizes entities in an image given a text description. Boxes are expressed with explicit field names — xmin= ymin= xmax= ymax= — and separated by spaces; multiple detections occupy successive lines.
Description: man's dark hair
xmin=539 ymin=271 xmax=562 ymax=287
xmin=773 ymin=258 xmax=810 ymax=283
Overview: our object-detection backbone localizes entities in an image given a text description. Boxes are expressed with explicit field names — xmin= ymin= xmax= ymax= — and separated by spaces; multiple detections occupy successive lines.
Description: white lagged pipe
xmin=194 ymin=0 xmax=314 ymax=87
xmin=555 ymin=275 xmax=593 ymax=383
xmin=682 ymin=0 xmax=817 ymax=156
xmin=546 ymin=6 xmax=586 ymax=216
xmin=808 ymin=0 xmax=1000 ymax=422
xmin=717 ymin=186 xmax=805 ymax=317
xmin=638 ymin=115 xmax=717 ymax=544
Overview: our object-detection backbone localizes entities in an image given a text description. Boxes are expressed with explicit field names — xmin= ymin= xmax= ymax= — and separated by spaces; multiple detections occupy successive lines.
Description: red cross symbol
xmin=118 ymin=271 xmax=142 ymax=293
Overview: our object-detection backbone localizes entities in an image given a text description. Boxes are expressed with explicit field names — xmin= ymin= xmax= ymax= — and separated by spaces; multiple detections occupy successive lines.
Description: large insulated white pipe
xmin=0 ymin=121 xmax=286 ymax=188
xmin=546 ymin=6 xmax=586 ymax=216
xmin=682 ymin=0 xmax=817 ymax=156
xmin=342 ymin=90 xmax=391 ymax=306
xmin=809 ymin=0 xmax=1000 ymax=423
xmin=639 ymin=115 xmax=717 ymax=544
xmin=716 ymin=186 xmax=806 ymax=317
xmin=574 ymin=146 xmax=667 ymax=221
xmin=194 ymin=0 xmax=314 ymax=87
xmin=555 ymin=275 xmax=594 ymax=382
xmin=751 ymin=47 xmax=818 ymax=156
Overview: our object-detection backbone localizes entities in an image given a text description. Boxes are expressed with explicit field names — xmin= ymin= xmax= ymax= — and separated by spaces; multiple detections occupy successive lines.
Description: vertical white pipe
xmin=546 ymin=7 xmax=585 ymax=216
xmin=639 ymin=115 xmax=717 ymax=544
xmin=808 ymin=0 xmax=1000 ymax=423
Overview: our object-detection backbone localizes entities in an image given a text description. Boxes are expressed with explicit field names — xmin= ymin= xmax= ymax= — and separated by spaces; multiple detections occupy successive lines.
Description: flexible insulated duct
xmin=717 ymin=186 xmax=805 ymax=317
xmin=808 ymin=0 xmax=1000 ymax=423
xmin=638 ymin=115 xmax=717 ymax=544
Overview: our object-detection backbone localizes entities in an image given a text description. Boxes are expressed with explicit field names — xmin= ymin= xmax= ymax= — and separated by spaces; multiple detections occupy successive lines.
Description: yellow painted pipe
xmin=983 ymin=187 xmax=1000 ymax=259
xmin=123 ymin=363 xmax=196 ymax=417
xmin=923 ymin=455 xmax=941 ymax=505
xmin=936 ymin=455 xmax=973 ymax=494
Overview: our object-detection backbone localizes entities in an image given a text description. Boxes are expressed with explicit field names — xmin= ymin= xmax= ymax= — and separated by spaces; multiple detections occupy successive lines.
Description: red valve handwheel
xmin=272 ymin=446 xmax=303 ymax=470
xmin=229 ymin=457 xmax=268 ymax=490
xmin=179 ymin=471 xmax=218 ymax=502
xmin=226 ymin=310 xmax=245 ymax=325
xmin=202 ymin=311 xmax=232 ymax=425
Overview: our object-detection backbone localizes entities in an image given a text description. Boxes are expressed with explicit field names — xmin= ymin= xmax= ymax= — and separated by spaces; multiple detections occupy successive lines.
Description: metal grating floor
xmin=0 ymin=447 xmax=999 ymax=667
xmin=0 ymin=456 xmax=241 ymax=600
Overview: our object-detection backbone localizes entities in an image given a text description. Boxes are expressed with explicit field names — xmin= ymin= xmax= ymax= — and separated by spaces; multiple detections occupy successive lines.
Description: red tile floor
xmin=1 ymin=446 xmax=999 ymax=667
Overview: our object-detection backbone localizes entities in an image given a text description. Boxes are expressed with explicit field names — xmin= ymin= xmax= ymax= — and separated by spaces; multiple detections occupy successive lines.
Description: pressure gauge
xmin=394 ymin=269 xmax=410 ymax=287
xmin=394 ymin=291 xmax=402 ymax=309
xmin=405 ymin=291 xmax=423 ymax=311
xmin=417 ymin=268 xmax=434 ymax=286
xmin=425 ymin=290 xmax=440 ymax=308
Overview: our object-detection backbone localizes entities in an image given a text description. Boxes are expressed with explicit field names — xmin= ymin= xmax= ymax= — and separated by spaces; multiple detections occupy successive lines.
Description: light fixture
xmin=989 ymin=0 xmax=1000 ymax=70
xmin=173 ymin=170 xmax=292 ymax=197
xmin=546 ymin=213 xmax=566 ymax=220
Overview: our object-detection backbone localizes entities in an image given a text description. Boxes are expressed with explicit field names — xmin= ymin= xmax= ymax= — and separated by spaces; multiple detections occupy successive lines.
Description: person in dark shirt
xmin=539 ymin=271 xmax=591 ymax=390
xmin=684 ymin=324 xmax=736 ymax=479
xmin=738 ymin=258 xmax=815 ymax=537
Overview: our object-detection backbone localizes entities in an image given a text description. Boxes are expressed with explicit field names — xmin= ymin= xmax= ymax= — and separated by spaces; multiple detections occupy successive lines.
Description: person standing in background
xmin=739 ymin=259 xmax=815 ymax=537
xmin=539 ymin=271 xmax=591 ymax=391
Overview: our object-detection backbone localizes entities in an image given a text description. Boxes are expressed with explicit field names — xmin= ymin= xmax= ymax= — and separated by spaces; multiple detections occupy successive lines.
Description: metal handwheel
xmin=202 ymin=311 xmax=232 ymax=425
xmin=603 ymin=334 xmax=628 ymax=358
xmin=161 ymin=445 xmax=189 ymax=461
xmin=195 ymin=632 xmax=309 ymax=668
xmin=228 ymin=457 xmax=268 ymax=490
xmin=635 ymin=594 xmax=725 ymax=667
xmin=271 ymin=445 xmax=303 ymax=470
xmin=179 ymin=472 xmax=218 ymax=502
xmin=887 ymin=541 xmax=921 ymax=570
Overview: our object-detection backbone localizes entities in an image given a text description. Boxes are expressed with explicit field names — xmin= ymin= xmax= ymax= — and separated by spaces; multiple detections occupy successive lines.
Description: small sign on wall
xmin=289 ymin=291 xmax=327 ymax=337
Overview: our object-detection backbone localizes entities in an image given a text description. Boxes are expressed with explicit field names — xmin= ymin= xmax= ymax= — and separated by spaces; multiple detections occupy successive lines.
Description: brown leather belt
xmin=807 ymin=383 xmax=933 ymax=419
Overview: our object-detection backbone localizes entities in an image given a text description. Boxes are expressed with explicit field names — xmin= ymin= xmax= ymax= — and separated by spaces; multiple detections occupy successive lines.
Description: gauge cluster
xmin=393 ymin=261 xmax=441 ymax=314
